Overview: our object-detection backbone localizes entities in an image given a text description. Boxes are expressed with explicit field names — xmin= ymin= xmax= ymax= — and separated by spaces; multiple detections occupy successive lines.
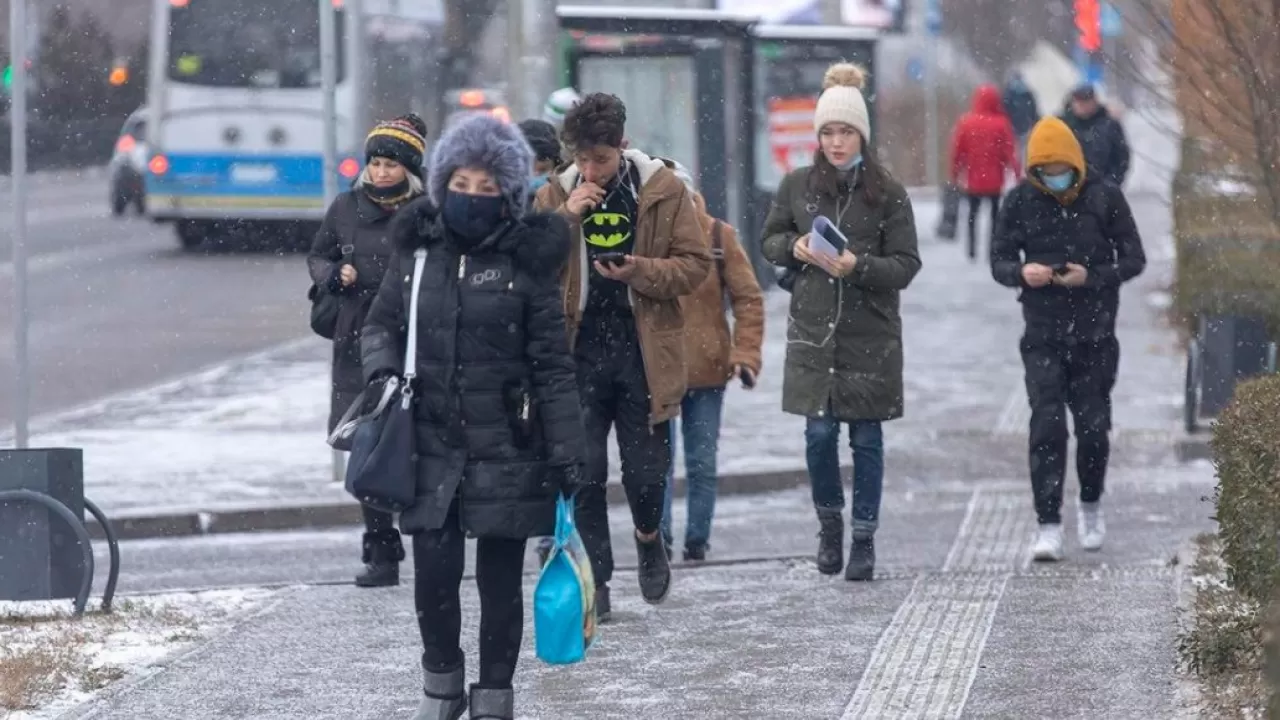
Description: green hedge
xmin=1211 ymin=374 xmax=1280 ymax=604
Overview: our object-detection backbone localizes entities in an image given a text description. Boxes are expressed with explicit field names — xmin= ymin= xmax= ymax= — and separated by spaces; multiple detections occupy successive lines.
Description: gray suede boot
xmin=412 ymin=664 xmax=466 ymax=720
xmin=469 ymin=685 xmax=513 ymax=720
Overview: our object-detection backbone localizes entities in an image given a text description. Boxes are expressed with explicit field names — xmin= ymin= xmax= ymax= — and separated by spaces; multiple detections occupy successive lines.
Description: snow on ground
xmin=8 ymin=187 xmax=1182 ymax=516
xmin=0 ymin=588 xmax=276 ymax=719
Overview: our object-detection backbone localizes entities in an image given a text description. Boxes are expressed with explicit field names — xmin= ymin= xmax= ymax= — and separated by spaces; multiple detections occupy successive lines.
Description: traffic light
xmin=108 ymin=66 xmax=128 ymax=86
xmin=1075 ymin=0 xmax=1102 ymax=52
xmin=2 ymin=65 xmax=11 ymax=91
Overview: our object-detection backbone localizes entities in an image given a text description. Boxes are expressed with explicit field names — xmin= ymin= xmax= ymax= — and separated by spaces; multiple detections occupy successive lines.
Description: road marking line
xmin=844 ymin=490 xmax=1030 ymax=719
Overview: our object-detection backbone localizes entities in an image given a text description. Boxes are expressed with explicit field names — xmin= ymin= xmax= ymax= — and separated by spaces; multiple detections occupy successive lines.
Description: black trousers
xmin=574 ymin=312 xmax=671 ymax=586
xmin=966 ymin=193 xmax=1001 ymax=261
xmin=361 ymin=504 xmax=396 ymax=535
xmin=1020 ymin=335 xmax=1120 ymax=525
xmin=414 ymin=505 xmax=527 ymax=689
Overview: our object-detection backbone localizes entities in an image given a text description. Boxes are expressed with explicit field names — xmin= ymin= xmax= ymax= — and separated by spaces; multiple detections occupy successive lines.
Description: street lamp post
xmin=9 ymin=0 xmax=30 ymax=448
xmin=320 ymin=0 xmax=344 ymax=484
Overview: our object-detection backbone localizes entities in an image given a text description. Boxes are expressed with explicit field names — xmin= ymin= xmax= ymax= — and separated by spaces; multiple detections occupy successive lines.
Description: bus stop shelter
xmin=556 ymin=7 xmax=757 ymax=262
xmin=556 ymin=7 xmax=882 ymax=285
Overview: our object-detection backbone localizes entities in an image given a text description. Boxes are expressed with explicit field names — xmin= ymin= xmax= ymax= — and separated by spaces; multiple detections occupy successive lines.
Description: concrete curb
xmin=85 ymin=468 xmax=812 ymax=542
xmin=1175 ymin=432 xmax=1212 ymax=463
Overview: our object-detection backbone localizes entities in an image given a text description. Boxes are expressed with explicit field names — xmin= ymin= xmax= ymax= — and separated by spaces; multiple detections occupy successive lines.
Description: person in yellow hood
xmin=990 ymin=115 xmax=1146 ymax=563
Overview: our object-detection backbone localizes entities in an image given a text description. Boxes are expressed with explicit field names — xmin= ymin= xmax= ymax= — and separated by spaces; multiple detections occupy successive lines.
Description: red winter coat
xmin=949 ymin=85 xmax=1020 ymax=196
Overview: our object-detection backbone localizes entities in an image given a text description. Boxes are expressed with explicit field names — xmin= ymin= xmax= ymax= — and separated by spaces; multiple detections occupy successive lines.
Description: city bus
xmin=145 ymin=0 xmax=444 ymax=249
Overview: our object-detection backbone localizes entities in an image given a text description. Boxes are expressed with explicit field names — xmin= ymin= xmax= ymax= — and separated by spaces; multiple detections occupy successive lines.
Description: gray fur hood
xmin=427 ymin=113 xmax=534 ymax=220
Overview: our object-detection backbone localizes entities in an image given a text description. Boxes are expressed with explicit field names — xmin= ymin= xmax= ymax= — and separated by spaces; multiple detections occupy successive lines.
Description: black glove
xmin=358 ymin=371 xmax=399 ymax=415
xmin=548 ymin=462 xmax=585 ymax=498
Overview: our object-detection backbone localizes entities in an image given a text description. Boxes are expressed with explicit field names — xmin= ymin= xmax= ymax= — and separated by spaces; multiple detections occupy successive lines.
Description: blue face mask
xmin=1042 ymin=171 xmax=1075 ymax=193
xmin=442 ymin=190 xmax=505 ymax=242
xmin=528 ymin=174 xmax=550 ymax=193
xmin=835 ymin=154 xmax=863 ymax=172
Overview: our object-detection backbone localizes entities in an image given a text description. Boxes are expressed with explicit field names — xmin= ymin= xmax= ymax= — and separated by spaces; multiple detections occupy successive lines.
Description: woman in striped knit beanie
xmin=308 ymin=113 xmax=429 ymax=589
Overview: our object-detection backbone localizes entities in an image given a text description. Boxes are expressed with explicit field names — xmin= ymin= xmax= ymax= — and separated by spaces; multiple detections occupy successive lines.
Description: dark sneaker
xmin=355 ymin=531 xmax=404 ymax=588
xmin=816 ymin=510 xmax=844 ymax=575
xmin=682 ymin=543 xmax=708 ymax=562
xmin=845 ymin=536 xmax=875 ymax=582
xmin=635 ymin=533 xmax=672 ymax=604
xmin=595 ymin=584 xmax=612 ymax=624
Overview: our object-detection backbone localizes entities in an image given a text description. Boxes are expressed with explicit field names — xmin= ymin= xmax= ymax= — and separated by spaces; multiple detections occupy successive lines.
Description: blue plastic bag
xmin=534 ymin=494 xmax=598 ymax=665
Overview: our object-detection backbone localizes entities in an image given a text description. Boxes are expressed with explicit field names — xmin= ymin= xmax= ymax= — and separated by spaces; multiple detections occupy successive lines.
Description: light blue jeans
xmin=660 ymin=388 xmax=726 ymax=550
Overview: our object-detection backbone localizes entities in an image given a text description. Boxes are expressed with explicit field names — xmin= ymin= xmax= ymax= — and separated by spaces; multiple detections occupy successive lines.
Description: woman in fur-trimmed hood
xmin=359 ymin=112 xmax=585 ymax=720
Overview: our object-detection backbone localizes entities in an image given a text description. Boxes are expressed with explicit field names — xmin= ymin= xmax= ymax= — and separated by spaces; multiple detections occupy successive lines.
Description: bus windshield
xmin=167 ymin=0 xmax=345 ymax=89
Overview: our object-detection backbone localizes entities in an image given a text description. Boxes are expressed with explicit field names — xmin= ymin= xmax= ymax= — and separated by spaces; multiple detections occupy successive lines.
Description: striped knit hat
xmin=365 ymin=114 xmax=428 ymax=178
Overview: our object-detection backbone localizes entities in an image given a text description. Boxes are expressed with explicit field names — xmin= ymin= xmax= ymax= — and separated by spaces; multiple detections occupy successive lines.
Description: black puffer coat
xmin=991 ymin=177 xmax=1146 ymax=344
xmin=307 ymin=189 xmax=408 ymax=433
xmin=360 ymin=198 xmax=585 ymax=537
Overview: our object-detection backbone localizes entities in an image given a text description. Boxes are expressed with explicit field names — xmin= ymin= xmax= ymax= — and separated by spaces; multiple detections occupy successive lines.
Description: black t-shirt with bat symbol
xmin=581 ymin=160 xmax=641 ymax=316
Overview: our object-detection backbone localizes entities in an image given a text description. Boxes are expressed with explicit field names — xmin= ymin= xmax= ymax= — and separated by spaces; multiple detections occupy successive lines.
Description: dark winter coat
xmin=1059 ymin=106 xmax=1131 ymax=187
xmin=307 ymin=189 xmax=407 ymax=433
xmin=360 ymin=199 xmax=585 ymax=537
xmin=1002 ymin=80 xmax=1040 ymax=136
xmin=991 ymin=178 xmax=1146 ymax=344
xmin=761 ymin=162 xmax=922 ymax=422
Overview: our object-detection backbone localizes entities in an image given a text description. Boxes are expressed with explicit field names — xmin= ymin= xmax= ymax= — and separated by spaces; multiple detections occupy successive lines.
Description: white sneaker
xmin=1032 ymin=524 xmax=1065 ymax=562
xmin=1077 ymin=502 xmax=1105 ymax=551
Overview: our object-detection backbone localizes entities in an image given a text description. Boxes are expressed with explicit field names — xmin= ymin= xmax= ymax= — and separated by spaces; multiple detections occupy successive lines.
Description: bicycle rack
xmin=0 ymin=489 xmax=120 ymax=616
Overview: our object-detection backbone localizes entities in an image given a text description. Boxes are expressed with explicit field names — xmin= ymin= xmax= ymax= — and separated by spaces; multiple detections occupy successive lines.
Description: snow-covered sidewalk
xmin=8 ymin=194 xmax=1182 ymax=519
xmin=0 ymin=588 xmax=275 ymax=718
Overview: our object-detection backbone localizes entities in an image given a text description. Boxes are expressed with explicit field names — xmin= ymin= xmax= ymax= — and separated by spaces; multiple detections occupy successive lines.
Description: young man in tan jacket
xmin=660 ymin=190 xmax=765 ymax=562
xmin=532 ymin=93 xmax=710 ymax=622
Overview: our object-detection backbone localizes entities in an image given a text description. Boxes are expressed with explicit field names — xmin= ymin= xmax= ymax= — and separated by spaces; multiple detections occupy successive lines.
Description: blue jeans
xmin=805 ymin=416 xmax=884 ymax=538
xmin=660 ymin=388 xmax=726 ymax=549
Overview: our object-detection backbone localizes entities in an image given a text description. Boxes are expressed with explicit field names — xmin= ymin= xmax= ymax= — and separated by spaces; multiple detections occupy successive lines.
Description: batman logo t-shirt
xmin=582 ymin=161 xmax=640 ymax=316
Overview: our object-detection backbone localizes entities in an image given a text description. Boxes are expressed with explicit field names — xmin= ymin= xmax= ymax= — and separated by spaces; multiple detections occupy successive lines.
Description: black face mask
xmin=363 ymin=177 xmax=411 ymax=205
xmin=442 ymin=190 xmax=505 ymax=243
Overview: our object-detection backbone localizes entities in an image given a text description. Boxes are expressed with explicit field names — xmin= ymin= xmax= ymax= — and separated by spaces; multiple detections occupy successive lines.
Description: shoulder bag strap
xmin=403 ymin=248 xmax=428 ymax=390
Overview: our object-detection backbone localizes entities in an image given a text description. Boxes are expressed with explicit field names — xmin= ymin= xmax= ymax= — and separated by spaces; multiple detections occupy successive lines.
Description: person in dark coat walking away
xmin=533 ymin=92 xmax=711 ymax=621
xmin=761 ymin=62 xmax=922 ymax=582
xmin=517 ymin=118 xmax=562 ymax=205
xmin=306 ymin=113 xmax=427 ymax=588
xmin=990 ymin=116 xmax=1145 ymax=562
xmin=1002 ymin=71 xmax=1040 ymax=163
xmin=1060 ymin=83 xmax=1130 ymax=187
xmin=361 ymin=113 xmax=584 ymax=720
xmin=949 ymin=84 xmax=1021 ymax=261
xmin=659 ymin=186 xmax=765 ymax=562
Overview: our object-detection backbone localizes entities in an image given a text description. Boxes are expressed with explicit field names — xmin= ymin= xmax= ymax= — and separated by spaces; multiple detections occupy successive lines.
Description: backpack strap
xmin=711 ymin=220 xmax=725 ymax=291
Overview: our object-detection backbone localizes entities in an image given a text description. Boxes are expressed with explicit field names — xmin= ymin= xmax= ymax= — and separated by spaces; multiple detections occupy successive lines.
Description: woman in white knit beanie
xmin=759 ymin=61 xmax=922 ymax=584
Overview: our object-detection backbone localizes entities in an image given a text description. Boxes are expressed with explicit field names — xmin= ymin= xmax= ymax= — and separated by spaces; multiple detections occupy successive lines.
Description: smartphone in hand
xmin=595 ymin=252 xmax=627 ymax=268
xmin=739 ymin=367 xmax=756 ymax=389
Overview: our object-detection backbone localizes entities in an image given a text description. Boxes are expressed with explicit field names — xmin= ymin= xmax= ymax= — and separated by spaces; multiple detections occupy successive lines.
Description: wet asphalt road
xmin=0 ymin=170 xmax=312 ymax=429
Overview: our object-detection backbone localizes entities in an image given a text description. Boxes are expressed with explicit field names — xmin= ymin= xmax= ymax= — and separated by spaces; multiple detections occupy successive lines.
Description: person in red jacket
xmin=950 ymin=84 xmax=1021 ymax=261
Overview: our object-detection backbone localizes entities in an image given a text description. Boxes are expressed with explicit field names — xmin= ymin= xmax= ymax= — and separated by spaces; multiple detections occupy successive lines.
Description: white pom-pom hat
xmin=813 ymin=62 xmax=871 ymax=142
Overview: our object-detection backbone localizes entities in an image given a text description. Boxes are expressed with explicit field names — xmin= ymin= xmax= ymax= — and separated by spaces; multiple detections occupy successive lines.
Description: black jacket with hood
xmin=992 ymin=117 xmax=1145 ymax=344
xmin=360 ymin=115 xmax=584 ymax=538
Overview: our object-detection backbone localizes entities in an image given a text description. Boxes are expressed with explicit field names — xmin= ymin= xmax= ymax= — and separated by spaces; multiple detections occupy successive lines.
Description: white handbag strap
xmin=403 ymin=248 xmax=427 ymax=384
